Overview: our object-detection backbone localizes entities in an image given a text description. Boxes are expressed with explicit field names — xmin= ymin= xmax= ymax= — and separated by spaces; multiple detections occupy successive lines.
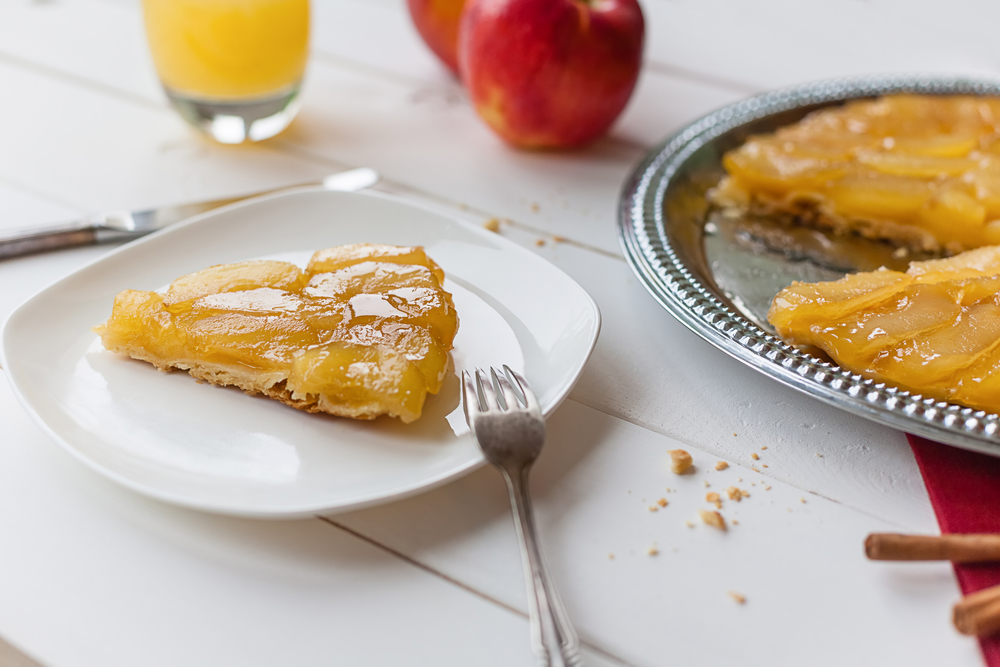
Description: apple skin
xmin=458 ymin=0 xmax=644 ymax=149
xmin=407 ymin=0 xmax=468 ymax=74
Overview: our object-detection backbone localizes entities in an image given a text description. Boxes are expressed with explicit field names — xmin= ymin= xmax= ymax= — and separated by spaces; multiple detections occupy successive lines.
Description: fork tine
xmin=461 ymin=371 xmax=481 ymax=423
xmin=492 ymin=366 xmax=521 ymax=410
xmin=475 ymin=368 xmax=500 ymax=411
xmin=504 ymin=366 xmax=540 ymax=413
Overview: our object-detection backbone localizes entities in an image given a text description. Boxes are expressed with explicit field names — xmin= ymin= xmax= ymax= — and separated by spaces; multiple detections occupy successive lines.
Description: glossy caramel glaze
xmin=716 ymin=95 xmax=1000 ymax=253
xmin=96 ymin=244 xmax=458 ymax=423
xmin=767 ymin=245 xmax=1000 ymax=412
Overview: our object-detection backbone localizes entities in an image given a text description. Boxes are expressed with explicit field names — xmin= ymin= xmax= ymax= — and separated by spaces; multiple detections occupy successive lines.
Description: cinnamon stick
xmin=865 ymin=533 xmax=1000 ymax=562
xmin=954 ymin=585 xmax=1000 ymax=636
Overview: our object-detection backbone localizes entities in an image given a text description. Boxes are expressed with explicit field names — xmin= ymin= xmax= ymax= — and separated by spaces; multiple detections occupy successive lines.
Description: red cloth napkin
xmin=908 ymin=434 xmax=1000 ymax=665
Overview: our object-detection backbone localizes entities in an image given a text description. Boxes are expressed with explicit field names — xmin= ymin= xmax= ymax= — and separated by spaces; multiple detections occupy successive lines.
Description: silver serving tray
xmin=618 ymin=74 xmax=1000 ymax=457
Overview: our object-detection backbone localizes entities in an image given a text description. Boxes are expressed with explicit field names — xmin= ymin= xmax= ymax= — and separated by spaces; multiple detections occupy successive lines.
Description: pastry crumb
xmin=648 ymin=505 xmax=659 ymax=512
xmin=751 ymin=466 xmax=760 ymax=473
xmin=668 ymin=449 xmax=693 ymax=474
xmin=657 ymin=498 xmax=668 ymax=507
xmin=727 ymin=591 xmax=747 ymax=605
xmin=698 ymin=509 xmax=727 ymax=530
xmin=552 ymin=235 xmax=566 ymax=243
xmin=761 ymin=446 xmax=768 ymax=450
xmin=732 ymin=519 xmax=740 ymax=525
xmin=703 ymin=480 xmax=710 ymax=488
xmin=741 ymin=489 xmax=750 ymax=499
xmin=647 ymin=546 xmax=659 ymax=556
xmin=684 ymin=520 xmax=694 ymax=528
xmin=762 ymin=464 xmax=769 ymax=468
xmin=750 ymin=453 xmax=759 ymax=460
xmin=482 ymin=218 xmax=501 ymax=232
xmin=764 ymin=484 xmax=771 ymax=491
xmin=715 ymin=461 xmax=729 ymax=471
xmin=816 ymin=453 xmax=824 ymax=458
xmin=706 ymin=492 xmax=722 ymax=509
xmin=530 ymin=202 xmax=540 ymax=212
xmin=608 ymin=553 xmax=615 ymax=560
xmin=800 ymin=497 xmax=807 ymax=504
xmin=726 ymin=486 xmax=742 ymax=501
xmin=535 ymin=239 xmax=545 ymax=247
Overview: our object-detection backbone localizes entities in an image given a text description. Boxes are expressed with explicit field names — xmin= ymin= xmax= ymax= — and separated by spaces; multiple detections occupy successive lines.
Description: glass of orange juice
xmin=142 ymin=0 xmax=309 ymax=143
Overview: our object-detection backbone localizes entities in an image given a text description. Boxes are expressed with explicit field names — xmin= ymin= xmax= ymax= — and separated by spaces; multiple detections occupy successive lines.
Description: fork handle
xmin=502 ymin=467 xmax=583 ymax=667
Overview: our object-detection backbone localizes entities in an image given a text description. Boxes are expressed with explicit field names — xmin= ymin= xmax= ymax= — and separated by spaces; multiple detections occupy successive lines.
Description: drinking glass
xmin=143 ymin=0 xmax=309 ymax=143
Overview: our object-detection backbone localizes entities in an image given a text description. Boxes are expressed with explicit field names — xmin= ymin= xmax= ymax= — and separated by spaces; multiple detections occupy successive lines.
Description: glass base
xmin=164 ymin=84 xmax=301 ymax=144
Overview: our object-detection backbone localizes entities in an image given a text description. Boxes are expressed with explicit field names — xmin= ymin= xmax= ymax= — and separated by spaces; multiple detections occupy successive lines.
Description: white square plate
xmin=1 ymin=189 xmax=600 ymax=518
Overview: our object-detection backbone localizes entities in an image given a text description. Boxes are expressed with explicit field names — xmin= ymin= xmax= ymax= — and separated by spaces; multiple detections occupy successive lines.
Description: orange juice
xmin=143 ymin=0 xmax=309 ymax=100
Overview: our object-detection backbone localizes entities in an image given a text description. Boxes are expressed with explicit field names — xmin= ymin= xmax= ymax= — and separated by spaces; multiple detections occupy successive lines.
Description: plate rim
xmin=2 ymin=186 xmax=602 ymax=518
xmin=617 ymin=73 xmax=1000 ymax=458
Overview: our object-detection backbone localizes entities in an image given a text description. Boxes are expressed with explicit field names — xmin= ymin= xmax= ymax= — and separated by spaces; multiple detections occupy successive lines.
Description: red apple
xmin=458 ymin=0 xmax=644 ymax=149
xmin=407 ymin=0 xmax=468 ymax=74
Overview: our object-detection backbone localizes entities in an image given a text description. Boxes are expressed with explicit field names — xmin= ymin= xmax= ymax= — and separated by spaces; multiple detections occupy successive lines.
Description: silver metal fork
xmin=462 ymin=366 xmax=582 ymax=667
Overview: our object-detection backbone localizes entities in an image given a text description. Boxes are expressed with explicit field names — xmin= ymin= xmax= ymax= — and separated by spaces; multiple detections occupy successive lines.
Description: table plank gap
xmin=316 ymin=515 xmax=637 ymax=667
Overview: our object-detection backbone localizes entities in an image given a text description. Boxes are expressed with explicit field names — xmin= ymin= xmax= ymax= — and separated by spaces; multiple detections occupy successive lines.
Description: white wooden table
xmin=0 ymin=1 xmax=994 ymax=665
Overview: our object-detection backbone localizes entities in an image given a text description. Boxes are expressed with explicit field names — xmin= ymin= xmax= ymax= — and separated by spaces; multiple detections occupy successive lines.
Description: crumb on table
xmin=706 ymin=492 xmax=722 ymax=509
xmin=726 ymin=486 xmax=742 ymax=501
xmin=482 ymin=218 xmax=501 ymax=233
xmin=657 ymin=498 xmax=668 ymax=507
xmin=647 ymin=546 xmax=659 ymax=556
xmin=751 ymin=453 xmax=759 ymax=460
xmin=668 ymin=449 xmax=693 ymax=474
xmin=715 ymin=461 xmax=729 ymax=471
xmin=727 ymin=591 xmax=747 ymax=604
xmin=698 ymin=509 xmax=727 ymax=531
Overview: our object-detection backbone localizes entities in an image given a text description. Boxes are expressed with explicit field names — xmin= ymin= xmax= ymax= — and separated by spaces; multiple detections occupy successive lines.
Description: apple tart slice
xmin=767 ymin=246 xmax=1000 ymax=413
xmin=95 ymin=244 xmax=459 ymax=423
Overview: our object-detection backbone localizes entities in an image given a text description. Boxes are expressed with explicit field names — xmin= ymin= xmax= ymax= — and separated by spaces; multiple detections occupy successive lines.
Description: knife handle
xmin=0 ymin=222 xmax=100 ymax=259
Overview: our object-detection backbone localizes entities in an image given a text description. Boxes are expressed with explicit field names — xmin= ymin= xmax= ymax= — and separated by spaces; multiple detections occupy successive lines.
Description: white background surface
xmin=0 ymin=0 xmax=989 ymax=665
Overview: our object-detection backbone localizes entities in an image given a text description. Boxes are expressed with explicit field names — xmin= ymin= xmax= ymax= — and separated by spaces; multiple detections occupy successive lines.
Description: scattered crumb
xmin=800 ymin=497 xmax=807 ymax=504
xmin=732 ymin=519 xmax=740 ymax=525
xmin=726 ymin=486 xmax=742 ymax=501
xmin=741 ymin=489 xmax=750 ymax=499
xmin=750 ymin=453 xmax=759 ymax=460
xmin=706 ymin=492 xmax=722 ymax=509
xmin=530 ymin=202 xmax=540 ymax=212
xmin=751 ymin=466 xmax=761 ymax=473
xmin=738 ymin=477 xmax=743 ymax=482
xmin=647 ymin=546 xmax=659 ymax=556
xmin=552 ymin=235 xmax=566 ymax=243
xmin=684 ymin=520 xmax=695 ymax=528
xmin=657 ymin=498 xmax=668 ymax=507
xmin=751 ymin=482 xmax=756 ymax=487
xmin=703 ymin=480 xmax=711 ymax=488
xmin=668 ymin=449 xmax=693 ymax=474
xmin=628 ymin=490 xmax=631 ymax=494
xmin=648 ymin=505 xmax=659 ymax=512
xmin=698 ymin=509 xmax=727 ymax=530
xmin=715 ymin=461 xmax=729 ymax=471
xmin=727 ymin=591 xmax=747 ymax=605
xmin=733 ymin=432 xmax=737 ymax=436
xmin=664 ymin=488 xmax=672 ymax=493
xmin=816 ymin=453 xmax=824 ymax=458
xmin=761 ymin=446 xmax=768 ymax=450
xmin=535 ymin=239 xmax=545 ymax=247
xmin=762 ymin=464 xmax=769 ymax=468
xmin=609 ymin=553 xmax=615 ymax=560
xmin=482 ymin=218 xmax=500 ymax=233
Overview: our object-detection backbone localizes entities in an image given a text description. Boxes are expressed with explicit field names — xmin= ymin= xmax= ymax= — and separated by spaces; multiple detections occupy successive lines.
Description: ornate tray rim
xmin=617 ymin=74 xmax=1000 ymax=457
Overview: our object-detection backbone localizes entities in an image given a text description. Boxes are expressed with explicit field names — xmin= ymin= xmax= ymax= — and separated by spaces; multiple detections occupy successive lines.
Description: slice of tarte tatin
xmin=95 ymin=244 xmax=459 ymax=423
xmin=767 ymin=245 xmax=1000 ymax=413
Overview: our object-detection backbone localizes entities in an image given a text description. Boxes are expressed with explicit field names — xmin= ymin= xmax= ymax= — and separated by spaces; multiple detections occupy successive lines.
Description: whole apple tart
xmin=95 ymin=244 xmax=459 ymax=423
xmin=714 ymin=95 xmax=1000 ymax=255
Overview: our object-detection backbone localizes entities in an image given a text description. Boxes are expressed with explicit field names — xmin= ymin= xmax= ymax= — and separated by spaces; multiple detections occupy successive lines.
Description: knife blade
xmin=0 ymin=167 xmax=380 ymax=260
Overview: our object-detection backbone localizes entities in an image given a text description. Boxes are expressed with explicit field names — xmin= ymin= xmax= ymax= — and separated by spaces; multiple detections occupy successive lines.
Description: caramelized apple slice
xmin=768 ymin=270 xmax=911 ymax=341
xmin=807 ymin=285 xmax=961 ymax=367
xmin=289 ymin=343 xmax=427 ymax=423
xmin=308 ymin=244 xmax=445 ymax=284
xmin=907 ymin=246 xmax=1000 ymax=282
xmin=869 ymin=303 xmax=1000 ymax=388
xmin=165 ymin=260 xmax=307 ymax=305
